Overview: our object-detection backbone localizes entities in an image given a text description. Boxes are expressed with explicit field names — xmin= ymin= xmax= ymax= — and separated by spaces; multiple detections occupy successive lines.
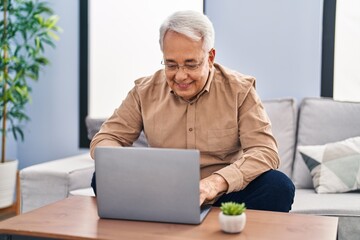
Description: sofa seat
xmin=20 ymin=153 xmax=94 ymax=213
xmin=292 ymin=189 xmax=360 ymax=216
xmin=69 ymin=187 xmax=95 ymax=197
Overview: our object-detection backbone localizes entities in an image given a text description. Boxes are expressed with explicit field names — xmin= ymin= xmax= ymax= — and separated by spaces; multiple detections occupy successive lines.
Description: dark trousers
xmin=213 ymin=170 xmax=295 ymax=212
xmin=91 ymin=169 xmax=295 ymax=212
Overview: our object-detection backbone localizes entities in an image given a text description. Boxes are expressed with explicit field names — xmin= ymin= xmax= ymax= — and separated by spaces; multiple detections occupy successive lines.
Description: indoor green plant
xmin=219 ymin=202 xmax=247 ymax=233
xmin=0 ymin=0 xmax=60 ymax=208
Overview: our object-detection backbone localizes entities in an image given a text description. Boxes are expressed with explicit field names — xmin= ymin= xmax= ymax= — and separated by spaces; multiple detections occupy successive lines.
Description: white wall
xmin=89 ymin=0 xmax=203 ymax=118
xmin=333 ymin=0 xmax=360 ymax=102
xmin=11 ymin=0 xmax=324 ymax=169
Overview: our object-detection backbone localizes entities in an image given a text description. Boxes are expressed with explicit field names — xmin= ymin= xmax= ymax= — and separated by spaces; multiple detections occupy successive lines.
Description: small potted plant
xmin=219 ymin=202 xmax=247 ymax=233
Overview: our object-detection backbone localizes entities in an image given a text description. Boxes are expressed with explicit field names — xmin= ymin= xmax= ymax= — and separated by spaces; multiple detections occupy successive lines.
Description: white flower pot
xmin=219 ymin=212 xmax=246 ymax=233
xmin=0 ymin=159 xmax=18 ymax=208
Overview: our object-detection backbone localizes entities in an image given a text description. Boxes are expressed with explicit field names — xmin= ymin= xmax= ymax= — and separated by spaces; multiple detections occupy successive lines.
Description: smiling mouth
xmin=176 ymin=82 xmax=193 ymax=89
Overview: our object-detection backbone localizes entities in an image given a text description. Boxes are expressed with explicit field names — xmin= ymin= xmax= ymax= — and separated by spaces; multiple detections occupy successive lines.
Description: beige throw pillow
xmin=298 ymin=137 xmax=360 ymax=193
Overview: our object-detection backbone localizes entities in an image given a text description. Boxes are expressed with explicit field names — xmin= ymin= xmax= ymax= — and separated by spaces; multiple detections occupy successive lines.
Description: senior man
xmin=90 ymin=10 xmax=295 ymax=212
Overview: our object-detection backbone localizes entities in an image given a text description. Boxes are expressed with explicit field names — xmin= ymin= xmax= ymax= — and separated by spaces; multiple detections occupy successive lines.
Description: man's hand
xmin=199 ymin=174 xmax=228 ymax=205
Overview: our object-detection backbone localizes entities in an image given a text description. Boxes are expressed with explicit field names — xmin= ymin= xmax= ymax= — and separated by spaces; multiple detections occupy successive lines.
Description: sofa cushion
xmin=85 ymin=116 xmax=106 ymax=140
xmin=293 ymin=98 xmax=360 ymax=188
xmin=85 ymin=116 xmax=148 ymax=147
xmin=298 ymin=136 xmax=360 ymax=193
xmin=69 ymin=187 xmax=95 ymax=197
xmin=291 ymin=189 xmax=360 ymax=216
xmin=20 ymin=153 xmax=94 ymax=213
xmin=263 ymin=98 xmax=297 ymax=178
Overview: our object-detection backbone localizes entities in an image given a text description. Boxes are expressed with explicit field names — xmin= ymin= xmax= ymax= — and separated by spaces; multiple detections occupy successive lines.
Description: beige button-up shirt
xmin=90 ymin=63 xmax=279 ymax=193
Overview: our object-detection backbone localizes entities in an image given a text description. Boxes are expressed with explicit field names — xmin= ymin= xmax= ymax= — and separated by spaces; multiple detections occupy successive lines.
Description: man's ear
xmin=208 ymin=48 xmax=216 ymax=63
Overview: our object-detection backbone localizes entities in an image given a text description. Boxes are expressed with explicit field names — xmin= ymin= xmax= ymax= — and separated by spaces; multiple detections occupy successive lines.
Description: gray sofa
xmin=20 ymin=97 xmax=360 ymax=240
xmin=265 ymin=98 xmax=360 ymax=240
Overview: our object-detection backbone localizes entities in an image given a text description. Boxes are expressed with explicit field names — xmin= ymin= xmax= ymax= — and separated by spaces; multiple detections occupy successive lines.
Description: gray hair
xmin=159 ymin=10 xmax=215 ymax=53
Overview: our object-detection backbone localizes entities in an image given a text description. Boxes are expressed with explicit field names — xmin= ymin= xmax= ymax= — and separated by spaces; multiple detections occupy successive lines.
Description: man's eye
xmin=166 ymin=65 xmax=178 ymax=70
xmin=185 ymin=64 xmax=198 ymax=70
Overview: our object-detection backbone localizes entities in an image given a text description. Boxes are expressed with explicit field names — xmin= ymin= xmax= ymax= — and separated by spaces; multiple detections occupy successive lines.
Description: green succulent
xmin=220 ymin=202 xmax=246 ymax=216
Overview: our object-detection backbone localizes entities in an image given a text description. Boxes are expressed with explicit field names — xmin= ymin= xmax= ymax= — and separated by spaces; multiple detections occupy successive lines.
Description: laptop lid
xmin=94 ymin=146 xmax=211 ymax=224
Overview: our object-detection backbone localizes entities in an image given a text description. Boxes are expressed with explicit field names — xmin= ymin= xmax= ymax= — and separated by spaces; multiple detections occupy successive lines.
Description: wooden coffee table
xmin=0 ymin=196 xmax=338 ymax=240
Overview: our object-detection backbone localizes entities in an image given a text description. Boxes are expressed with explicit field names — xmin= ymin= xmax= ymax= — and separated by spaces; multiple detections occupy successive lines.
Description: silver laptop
xmin=94 ymin=146 xmax=211 ymax=224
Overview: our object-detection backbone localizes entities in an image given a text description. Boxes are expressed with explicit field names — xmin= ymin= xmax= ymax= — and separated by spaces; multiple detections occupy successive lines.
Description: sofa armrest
xmin=20 ymin=153 xmax=94 ymax=213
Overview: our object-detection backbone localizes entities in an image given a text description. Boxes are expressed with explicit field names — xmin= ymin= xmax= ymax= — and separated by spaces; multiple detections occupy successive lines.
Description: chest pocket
xmin=207 ymin=127 xmax=239 ymax=155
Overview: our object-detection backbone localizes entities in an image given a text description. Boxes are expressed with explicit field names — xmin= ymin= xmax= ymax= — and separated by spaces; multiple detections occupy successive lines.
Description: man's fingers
xmin=199 ymin=182 xmax=206 ymax=205
xmin=199 ymin=179 xmax=213 ymax=206
xmin=199 ymin=194 xmax=205 ymax=206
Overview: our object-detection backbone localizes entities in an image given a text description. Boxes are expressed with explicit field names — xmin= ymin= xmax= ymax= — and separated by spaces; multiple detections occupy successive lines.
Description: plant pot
xmin=219 ymin=211 xmax=246 ymax=233
xmin=0 ymin=159 xmax=18 ymax=209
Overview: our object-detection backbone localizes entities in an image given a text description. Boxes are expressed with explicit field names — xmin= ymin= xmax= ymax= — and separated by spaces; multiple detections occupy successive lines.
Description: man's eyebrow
xmin=164 ymin=59 xmax=198 ymax=63
xmin=184 ymin=59 xmax=197 ymax=63
xmin=164 ymin=59 xmax=177 ymax=63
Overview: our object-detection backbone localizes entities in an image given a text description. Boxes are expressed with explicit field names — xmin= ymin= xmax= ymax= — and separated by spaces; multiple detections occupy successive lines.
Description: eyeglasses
xmin=161 ymin=59 xmax=205 ymax=73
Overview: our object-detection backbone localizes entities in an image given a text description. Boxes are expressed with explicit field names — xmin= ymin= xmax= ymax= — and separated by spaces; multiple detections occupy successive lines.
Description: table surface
xmin=0 ymin=196 xmax=338 ymax=240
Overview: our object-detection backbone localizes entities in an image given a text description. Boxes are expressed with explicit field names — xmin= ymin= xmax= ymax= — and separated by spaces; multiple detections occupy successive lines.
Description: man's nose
xmin=174 ymin=67 xmax=188 ymax=80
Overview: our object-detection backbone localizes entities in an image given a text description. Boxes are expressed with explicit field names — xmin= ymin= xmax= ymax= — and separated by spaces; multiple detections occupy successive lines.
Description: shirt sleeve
xmin=89 ymin=87 xmax=143 ymax=159
xmin=215 ymin=86 xmax=279 ymax=193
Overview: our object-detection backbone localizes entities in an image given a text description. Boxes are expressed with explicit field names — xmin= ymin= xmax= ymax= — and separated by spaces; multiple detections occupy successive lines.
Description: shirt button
xmin=189 ymin=128 xmax=193 ymax=132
